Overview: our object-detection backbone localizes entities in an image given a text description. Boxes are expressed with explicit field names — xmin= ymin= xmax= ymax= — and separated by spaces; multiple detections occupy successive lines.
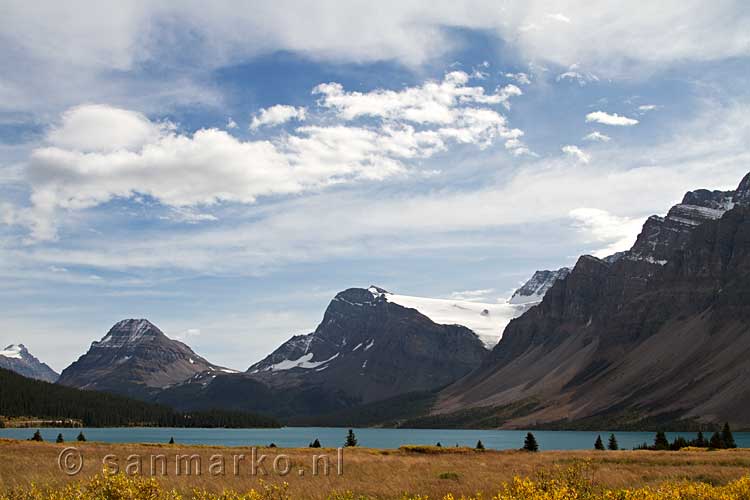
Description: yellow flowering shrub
xmin=1 ymin=470 xmax=750 ymax=500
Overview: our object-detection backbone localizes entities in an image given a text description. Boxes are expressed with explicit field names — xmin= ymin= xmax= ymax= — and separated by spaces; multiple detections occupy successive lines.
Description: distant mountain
xmin=157 ymin=287 xmax=489 ymax=418
xmin=509 ymin=268 xmax=571 ymax=305
xmin=57 ymin=319 xmax=233 ymax=399
xmin=0 ymin=344 xmax=58 ymax=383
xmin=430 ymin=172 xmax=750 ymax=430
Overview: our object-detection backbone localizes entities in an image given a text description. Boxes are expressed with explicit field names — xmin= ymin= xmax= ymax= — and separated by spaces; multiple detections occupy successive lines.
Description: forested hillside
xmin=0 ymin=368 xmax=279 ymax=428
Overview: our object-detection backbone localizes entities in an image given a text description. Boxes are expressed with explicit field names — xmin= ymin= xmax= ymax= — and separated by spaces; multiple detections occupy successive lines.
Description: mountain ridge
xmin=431 ymin=171 xmax=750 ymax=429
xmin=0 ymin=344 xmax=59 ymax=383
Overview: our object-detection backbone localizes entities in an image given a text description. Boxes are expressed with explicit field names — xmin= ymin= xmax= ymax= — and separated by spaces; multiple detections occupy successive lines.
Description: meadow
xmin=2 ymin=439 xmax=750 ymax=499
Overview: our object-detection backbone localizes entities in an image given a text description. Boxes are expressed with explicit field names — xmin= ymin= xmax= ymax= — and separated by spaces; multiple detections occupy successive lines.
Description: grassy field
xmin=1 ymin=439 xmax=750 ymax=499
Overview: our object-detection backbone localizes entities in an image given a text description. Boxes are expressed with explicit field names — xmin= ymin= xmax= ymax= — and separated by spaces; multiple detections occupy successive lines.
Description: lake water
xmin=2 ymin=427 xmax=748 ymax=450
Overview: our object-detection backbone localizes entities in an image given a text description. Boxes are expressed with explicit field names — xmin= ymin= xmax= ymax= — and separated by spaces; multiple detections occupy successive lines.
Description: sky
xmin=1 ymin=1 xmax=749 ymax=372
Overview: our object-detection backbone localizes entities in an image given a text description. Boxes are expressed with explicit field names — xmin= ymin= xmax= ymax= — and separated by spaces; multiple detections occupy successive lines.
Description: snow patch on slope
xmin=262 ymin=352 xmax=340 ymax=372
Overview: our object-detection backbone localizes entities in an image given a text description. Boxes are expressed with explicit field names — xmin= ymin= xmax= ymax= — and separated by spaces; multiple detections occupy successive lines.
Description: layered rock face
xmin=58 ymin=319 xmax=227 ymax=399
xmin=0 ymin=344 xmax=59 ymax=383
xmin=435 ymin=172 xmax=750 ymax=429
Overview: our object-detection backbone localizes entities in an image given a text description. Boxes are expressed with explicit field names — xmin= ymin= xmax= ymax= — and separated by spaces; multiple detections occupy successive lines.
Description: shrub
xmin=345 ymin=429 xmax=358 ymax=447
xmin=3 ymin=469 xmax=750 ymax=500
xmin=438 ymin=472 xmax=460 ymax=481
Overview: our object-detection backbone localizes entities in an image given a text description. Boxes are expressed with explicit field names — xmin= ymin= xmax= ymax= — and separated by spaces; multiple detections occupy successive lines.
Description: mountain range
xmin=4 ymin=172 xmax=750 ymax=429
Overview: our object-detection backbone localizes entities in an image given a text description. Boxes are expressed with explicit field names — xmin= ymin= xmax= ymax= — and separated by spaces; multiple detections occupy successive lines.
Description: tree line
xmin=634 ymin=424 xmax=737 ymax=451
xmin=0 ymin=368 xmax=279 ymax=428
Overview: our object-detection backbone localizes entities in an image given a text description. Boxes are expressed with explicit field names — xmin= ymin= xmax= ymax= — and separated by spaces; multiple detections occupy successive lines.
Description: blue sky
xmin=1 ymin=2 xmax=749 ymax=371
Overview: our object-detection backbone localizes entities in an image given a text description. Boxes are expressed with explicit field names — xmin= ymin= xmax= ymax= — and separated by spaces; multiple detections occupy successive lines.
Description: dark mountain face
xmin=0 ymin=344 xmax=58 ymax=383
xmin=57 ymin=319 xmax=228 ymax=399
xmin=435 ymin=172 xmax=750 ymax=429
xmin=157 ymin=288 xmax=488 ymax=418
xmin=628 ymin=188 xmax=735 ymax=264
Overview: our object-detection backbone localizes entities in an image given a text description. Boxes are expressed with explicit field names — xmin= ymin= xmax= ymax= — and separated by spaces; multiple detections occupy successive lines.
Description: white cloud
xmin=10 ymin=72 xmax=528 ymax=241
xmin=250 ymin=105 xmax=307 ymax=130
xmin=0 ymin=2 xmax=747 ymax=122
xmin=161 ymin=207 xmax=219 ymax=224
xmin=226 ymin=118 xmax=238 ymax=129
xmin=583 ymin=131 xmax=611 ymax=142
xmin=556 ymin=64 xmax=599 ymax=86
xmin=171 ymin=328 xmax=201 ymax=341
xmin=568 ymin=208 xmax=643 ymax=258
xmin=504 ymin=72 xmax=531 ymax=85
xmin=586 ymin=111 xmax=639 ymax=126
xmin=314 ymin=72 xmax=522 ymax=121
xmin=546 ymin=13 xmax=571 ymax=24
xmin=48 ymin=105 xmax=170 ymax=152
xmin=562 ymin=145 xmax=590 ymax=163
xmin=637 ymin=104 xmax=662 ymax=115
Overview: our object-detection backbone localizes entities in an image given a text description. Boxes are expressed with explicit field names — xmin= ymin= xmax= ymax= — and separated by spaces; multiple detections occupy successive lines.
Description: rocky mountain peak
xmin=93 ymin=319 xmax=165 ymax=348
xmin=509 ymin=267 xmax=571 ymax=305
xmin=0 ymin=343 xmax=59 ymax=383
xmin=58 ymin=319 xmax=224 ymax=399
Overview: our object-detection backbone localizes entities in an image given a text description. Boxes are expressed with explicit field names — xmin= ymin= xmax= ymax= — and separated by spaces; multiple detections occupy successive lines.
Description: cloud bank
xmin=13 ymin=72 xmax=527 ymax=241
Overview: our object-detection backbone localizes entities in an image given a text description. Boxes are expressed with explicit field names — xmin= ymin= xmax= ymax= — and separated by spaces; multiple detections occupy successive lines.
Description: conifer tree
xmin=721 ymin=423 xmax=737 ymax=449
xmin=523 ymin=432 xmax=539 ymax=452
xmin=56 ymin=433 xmax=64 ymax=443
xmin=169 ymin=437 xmax=175 ymax=444
xmin=77 ymin=431 xmax=86 ymax=442
xmin=310 ymin=438 xmax=321 ymax=448
xmin=436 ymin=442 xmax=442 ymax=447
xmin=475 ymin=440 xmax=485 ymax=450
xmin=694 ymin=431 xmax=707 ymax=447
xmin=709 ymin=431 xmax=724 ymax=449
xmin=653 ymin=431 xmax=669 ymax=450
xmin=594 ymin=435 xmax=605 ymax=450
xmin=31 ymin=430 xmax=43 ymax=442
xmin=345 ymin=429 xmax=358 ymax=447
xmin=608 ymin=434 xmax=619 ymax=450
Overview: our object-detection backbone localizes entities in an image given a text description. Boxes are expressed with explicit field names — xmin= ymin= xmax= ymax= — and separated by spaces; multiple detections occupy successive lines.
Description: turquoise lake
xmin=1 ymin=427 xmax=747 ymax=450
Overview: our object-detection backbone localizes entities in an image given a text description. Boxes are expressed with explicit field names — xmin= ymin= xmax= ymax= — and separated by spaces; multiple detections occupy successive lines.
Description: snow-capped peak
xmin=0 ymin=344 xmax=25 ymax=359
xmin=509 ymin=268 xmax=570 ymax=305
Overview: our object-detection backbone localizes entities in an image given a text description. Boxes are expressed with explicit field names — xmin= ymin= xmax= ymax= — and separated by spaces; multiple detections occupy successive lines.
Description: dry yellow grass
xmin=1 ymin=439 xmax=749 ymax=499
